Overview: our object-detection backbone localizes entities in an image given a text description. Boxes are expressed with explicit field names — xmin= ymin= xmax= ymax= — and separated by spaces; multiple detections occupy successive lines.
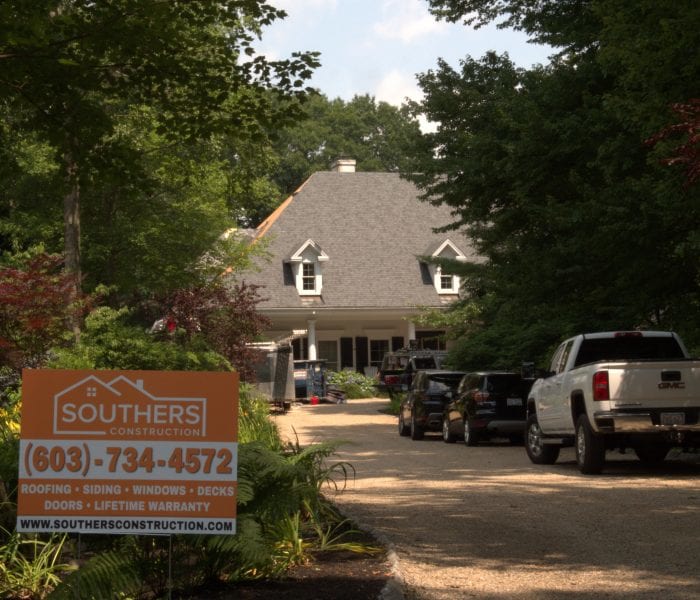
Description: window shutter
xmin=340 ymin=337 xmax=353 ymax=369
xmin=355 ymin=336 xmax=368 ymax=374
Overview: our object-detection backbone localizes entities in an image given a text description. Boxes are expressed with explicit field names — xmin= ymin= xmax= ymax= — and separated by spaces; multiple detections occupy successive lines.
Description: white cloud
xmin=373 ymin=0 xmax=448 ymax=43
xmin=374 ymin=70 xmax=437 ymax=133
xmin=375 ymin=69 xmax=420 ymax=106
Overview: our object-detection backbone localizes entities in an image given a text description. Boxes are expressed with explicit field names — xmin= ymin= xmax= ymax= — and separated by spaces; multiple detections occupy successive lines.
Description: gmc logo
xmin=658 ymin=382 xmax=685 ymax=390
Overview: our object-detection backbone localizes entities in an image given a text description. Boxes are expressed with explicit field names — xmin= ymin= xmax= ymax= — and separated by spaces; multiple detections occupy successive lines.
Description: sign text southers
xmin=53 ymin=374 xmax=206 ymax=437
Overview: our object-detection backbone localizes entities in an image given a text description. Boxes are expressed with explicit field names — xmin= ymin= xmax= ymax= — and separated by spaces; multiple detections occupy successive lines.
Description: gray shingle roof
xmin=244 ymin=171 xmax=476 ymax=310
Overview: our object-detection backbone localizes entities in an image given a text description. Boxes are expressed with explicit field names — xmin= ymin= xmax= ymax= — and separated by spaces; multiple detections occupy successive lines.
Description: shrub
xmin=49 ymin=307 xmax=231 ymax=372
xmin=238 ymin=384 xmax=283 ymax=451
xmin=325 ymin=370 xmax=377 ymax=399
xmin=0 ymin=253 xmax=89 ymax=371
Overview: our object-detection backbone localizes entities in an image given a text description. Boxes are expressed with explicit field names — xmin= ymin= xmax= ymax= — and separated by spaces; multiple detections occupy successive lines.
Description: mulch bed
xmin=178 ymin=535 xmax=394 ymax=600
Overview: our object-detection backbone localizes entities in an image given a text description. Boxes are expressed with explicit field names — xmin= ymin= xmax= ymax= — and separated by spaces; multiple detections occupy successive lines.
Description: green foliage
xmin=0 ymin=0 xmax=319 ymax=297
xmin=0 ymin=530 xmax=73 ymax=599
xmin=270 ymin=93 xmax=430 ymax=203
xmin=49 ymin=307 xmax=231 ymax=372
xmin=238 ymin=384 xmax=283 ymax=451
xmin=410 ymin=0 xmax=700 ymax=368
xmin=325 ymin=371 xmax=378 ymax=399
xmin=0 ymin=384 xmax=21 ymax=528
xmin=384 ymin=392 xmax=405 ymax=417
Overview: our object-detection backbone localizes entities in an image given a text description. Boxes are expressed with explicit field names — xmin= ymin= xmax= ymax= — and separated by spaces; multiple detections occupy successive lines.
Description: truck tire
xmin=442 ymin=416 xmax=457 ymax=443
xmin=398 ymin=412 xmax=410 ymax=436
xmin=410 ymin=412 xmax=424 ymax=440
xmin=575 ymin=414 xmax=606 ymax=474
xmin=634 ymin=444 xmax=670 ymax=464
xmin=525 ymin=412 xmax=560 ymax=464
xmin=463 ymin=419 xmax=480 ymax=447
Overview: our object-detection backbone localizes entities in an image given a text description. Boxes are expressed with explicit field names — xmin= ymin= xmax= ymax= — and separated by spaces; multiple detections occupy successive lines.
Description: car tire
xmin=463 ymin=419 xmax=480 ymax=447
xmin=633 ymin=444 xmax=670 ymax=464
xmin=575 ymin=413 xmax=606 ymax=474
xmin=410 ymin=412 xmax=424 ymax=440
xmin=442 ymin=416 xmax=457 ymax=443
xmin=398 ymin=411 xmax=410 ymax=436
xmin=525 ymin=412 xmax=560 ymax=465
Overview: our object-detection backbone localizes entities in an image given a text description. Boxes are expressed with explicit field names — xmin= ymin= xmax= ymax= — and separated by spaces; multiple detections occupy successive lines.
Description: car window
xmin=411 ymin=373 xmax=423 ymax=391
xmin=413 ymin=357 xmax=437 ymax=370
xmin=426 ymin=373 xmax=463 ymax=392
xmin=457 ymin=375 xmax=469 ymax=394
xmin=557 ymin=341 xmax=573 ymax=373
xmin=549 ymin=343 xmax=565 ymax=374
xmin=485 ymin=374 xmax=521 ymax=394
xmin=573 ymin=336 xmax=686 ymax=366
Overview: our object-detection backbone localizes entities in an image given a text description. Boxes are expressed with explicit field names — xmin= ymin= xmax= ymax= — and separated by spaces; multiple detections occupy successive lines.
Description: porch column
xmin=307 ymin=319 xmax=317 ymax=360
xmin=407 ymin=320 xmax=416 ymax=345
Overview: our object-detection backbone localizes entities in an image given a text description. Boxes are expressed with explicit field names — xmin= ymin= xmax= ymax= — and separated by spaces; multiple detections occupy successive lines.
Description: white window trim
xmin=436 ymin=266 xmax=459 ymax=294
xmin=286 ymin=239 xmax=328 ymax=296
xmin=295 ymin=259 xmax=323 ymax=295
xmin=428 ymin=239 xmax=467 ymax=295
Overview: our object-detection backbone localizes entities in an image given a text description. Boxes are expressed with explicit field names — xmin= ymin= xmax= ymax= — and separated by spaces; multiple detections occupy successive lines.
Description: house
xmin=242 ymin=159 xmax=476 ymax=375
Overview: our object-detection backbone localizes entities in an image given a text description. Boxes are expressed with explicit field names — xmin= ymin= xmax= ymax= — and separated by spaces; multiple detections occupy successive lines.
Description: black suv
xmin=378 ymin=350 xmax=447 ymax=395
xmin=399 ymin=370 xmax=466 ymax=440
xmin=442 ymin=372 xmax=534 ymax=446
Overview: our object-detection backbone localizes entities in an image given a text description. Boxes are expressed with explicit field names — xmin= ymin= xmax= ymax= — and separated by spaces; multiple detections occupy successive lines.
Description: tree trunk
xmin=64 ymin=149 xmax=82 ymax=339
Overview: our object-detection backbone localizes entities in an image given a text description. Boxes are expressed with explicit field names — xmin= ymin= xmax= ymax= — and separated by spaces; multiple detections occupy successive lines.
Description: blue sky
xmin=257 ymin=0 xmax=553 ymax=107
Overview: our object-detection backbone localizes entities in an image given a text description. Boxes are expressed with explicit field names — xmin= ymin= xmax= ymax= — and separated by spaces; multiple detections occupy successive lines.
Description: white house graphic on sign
xmin=53 ymin=375 xmax=207 ymax=436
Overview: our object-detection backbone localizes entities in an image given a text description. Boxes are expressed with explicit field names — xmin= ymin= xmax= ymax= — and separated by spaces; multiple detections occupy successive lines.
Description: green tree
xmin=0 ymin=1 xmax=318 ymax=309
xmin=270 ymin=93 xmax=428 ymax=201
xmin=410 ymin=0 xmax=700 ymax=367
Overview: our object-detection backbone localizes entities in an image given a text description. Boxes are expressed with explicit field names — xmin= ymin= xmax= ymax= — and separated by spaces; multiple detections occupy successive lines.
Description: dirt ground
xmin=182 ymin=544 xmax=393 ymax=599
xmin=273 ymin=398 xmax=700 ymax=600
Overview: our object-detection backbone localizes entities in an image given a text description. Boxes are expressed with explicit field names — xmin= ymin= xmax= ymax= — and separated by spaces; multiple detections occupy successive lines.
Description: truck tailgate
xmin=604 ymin=361 xmax=700 ymax=407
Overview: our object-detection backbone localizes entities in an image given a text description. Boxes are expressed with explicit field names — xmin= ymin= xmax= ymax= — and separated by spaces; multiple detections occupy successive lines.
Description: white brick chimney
xmin=331 ymin=158 xmax=356 ymax=173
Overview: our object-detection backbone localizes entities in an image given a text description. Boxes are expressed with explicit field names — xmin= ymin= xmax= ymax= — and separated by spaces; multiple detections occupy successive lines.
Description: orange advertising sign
xmin=17 ymin=369 xmax=238 ymax=535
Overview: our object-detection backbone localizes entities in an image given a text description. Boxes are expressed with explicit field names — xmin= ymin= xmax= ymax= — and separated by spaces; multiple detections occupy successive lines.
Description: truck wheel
xmin=442 ymin=416 xmax=457 ymax=443
xmin=398 ymin=412 xmax=410 ymax=436
xmin=525 ymin=413 xmax=560 ymax=464
xmin=463 ymin=419 xmax=480 ymax=447
xmin=634 ymin=444 xmax=670 ymax=464
xmin=410 ymin=413 xmax=424 ymax=440
xmin=575 ymin=414 xmax=606 ymax=474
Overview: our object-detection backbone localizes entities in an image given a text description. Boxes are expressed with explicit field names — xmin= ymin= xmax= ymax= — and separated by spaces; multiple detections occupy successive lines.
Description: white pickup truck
xmin=525 ymin=331 xmax=700 ymax=473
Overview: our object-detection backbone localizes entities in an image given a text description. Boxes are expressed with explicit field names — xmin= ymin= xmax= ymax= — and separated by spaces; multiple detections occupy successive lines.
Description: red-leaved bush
xmin=0 ymin=254 xmax=87 ymax=368
xmin=164 ymin=280 xmax=271 ymax=382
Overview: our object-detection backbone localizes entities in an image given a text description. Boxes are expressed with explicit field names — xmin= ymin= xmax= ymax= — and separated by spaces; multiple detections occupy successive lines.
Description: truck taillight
xmin=593 ymin=371 xmax=610 ymax=401
xmin=384 ymin=375 xmax=399 ymax=385
xmin=474 ymin=391 xmax=490 ymax=403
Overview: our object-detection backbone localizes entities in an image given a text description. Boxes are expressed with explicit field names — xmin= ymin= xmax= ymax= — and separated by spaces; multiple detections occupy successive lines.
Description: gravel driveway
xmin=274 ymin=398 xmax=700 ymax=600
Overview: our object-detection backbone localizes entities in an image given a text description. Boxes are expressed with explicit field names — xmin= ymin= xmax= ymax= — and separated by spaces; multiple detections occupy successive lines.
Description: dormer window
xmin=302 ymin=263 xmax=316 ymax=291
xmin=439 ymin=268 xmax=457 ymax=293
xmin=422 ymin=239 xmax=468 ymax=295
xmin=285 ymin=239 xmax=329 ymax=296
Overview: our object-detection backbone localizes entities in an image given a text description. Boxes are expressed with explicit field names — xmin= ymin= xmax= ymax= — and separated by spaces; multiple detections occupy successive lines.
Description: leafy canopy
xmin=410 ymin=0 xmax=700 ymax=367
